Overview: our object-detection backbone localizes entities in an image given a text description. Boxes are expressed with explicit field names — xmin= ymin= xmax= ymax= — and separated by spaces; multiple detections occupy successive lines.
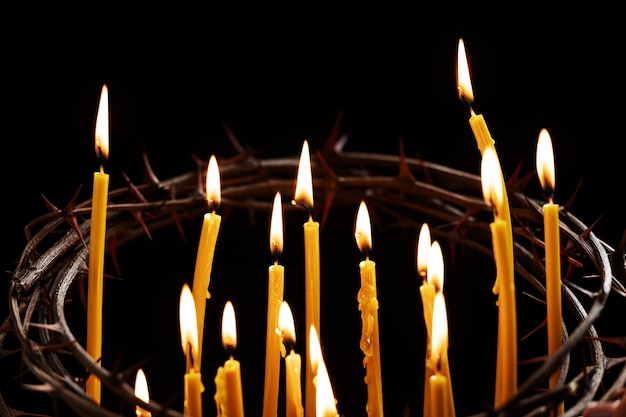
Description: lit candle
xmin=215 ymin=301 xmax=245 ymax=417
xmin=180 ymin=284 xmax=203 ymax=417
xmin=309 ymin=326 xmax=339 ymax=417
xmin=417 ymin=223 xmax=435 ymax=417
xmin=278 ymin=301 xmax=304 ymax=417
xmin=354 ymin=200 xmax=383 ymax=417
xmin=191 ymin=154 xmax=222 ymax=370
xmin=134 ymin=368 xmax=152 ymax=417
xmin=427 ymin=242 xmax=455 ymax=417
xmin=292 ymin=140 xmax=320 ymax=417
xmin=536 ymin=128 xmax=563 ymax=415
xmin=481 ymin=147 xmax=518 ymax=405
xmin=263 ymin=192 xmax=285 ymax=417
xmin=86 ymin=84 xmax=110 ymax=404
xmin=429 ymin=292 xmax=452 ymax=417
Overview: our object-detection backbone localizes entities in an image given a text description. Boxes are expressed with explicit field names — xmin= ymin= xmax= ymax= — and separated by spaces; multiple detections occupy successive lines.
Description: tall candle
xmin=292 ymin=140 xmax=320 ymax=417
xmin=215 ymin=301 xmax=245 ymax=417
xmin=354 ymin=201 xmax=383 ymax=417
xmin=429 ymin=292 xmax=452 ymax=417
xmin=459 ymin=38 xmax=516 ymax=405
xmin=278 ymin=301 xmax=304 ymax=417
xmin=427 ymin=242 xmax=455 ymax=417
xmin=263 ymin=192 xmax=285 ymax=417
xmin=180 ymin=284 xmax=203 ymax=417
xmin=192 ymin=154 xmax=222 ymax=370
xmin=86 ymin=84 xmax=110 ymax=404
xmin=309 ymin=326 xmax=339 ymax=417
xmin=134 ymin=368 xmax=152 ymax=417
xmin=536 ymin=128 xmax=563 ymax=415
xmin=417 ymin=223 xmax=435 ymax=417
xmin=481 ymin=147 xmax=518 ymax=405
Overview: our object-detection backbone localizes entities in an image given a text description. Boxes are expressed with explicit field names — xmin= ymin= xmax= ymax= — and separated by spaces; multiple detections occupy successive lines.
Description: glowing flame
xmin=427 ymin=240 xmax=444 ymax=292
xmin=481 ymin=146 xmax=504 ymax=212
xmin=221 ymin=300 xmax=237 ymax=350
xmin=95 ymin=84 xmax=109 ymax=161
xmin=270 ymin=192 xmax=284 ymax=258
xmin=308 ymin=325 xmax=337 ymax=417
xmin=536 ymin=128 xmax=556 ymax=197
xmin=179 ymin=284 xmax=198 ymax=365
xmin=134 ymin=368 xmax=150 ymax=417
xmin=206 ymin=155 xmax=221 ymax=208
xmin=430 ymin=292 xmax=449 ymax=367
xmin=416 ymin=223 xmax=431 ymax=278
xmin=278 ymin=301 xmax=296 ymax=345
xmin=354 ymin=200 xmax=372 ymax=254
xmin=294 ymin=140 xmax=314 ymax=210
xmin=456 ymin=38 xmax=474 ymax=104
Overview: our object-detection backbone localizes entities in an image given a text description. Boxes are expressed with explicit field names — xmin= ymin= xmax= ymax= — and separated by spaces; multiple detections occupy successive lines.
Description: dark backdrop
xmin=2 ymin=15 xmax=624 ymax=417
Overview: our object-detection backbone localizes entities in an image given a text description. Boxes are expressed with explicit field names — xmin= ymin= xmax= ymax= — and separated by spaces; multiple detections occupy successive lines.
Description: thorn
xmin=140 ymin=145 xmax=161 ymax=185
xmin=314 ymin=150 xmax=339 ymax=229
xmin=122 ymin=172 xmax=153 ymax=240
xmin=563 ymin=178 xmax=583 ymax=211
xmin=41 ymin=185 xmax=87 ymax=248
xmin=321 ymin=107 xmax=345 ymax=155
xmin=397 ymin=136 xmax=415 ymax=181
xmin=580 ymin=215 xmax=604 ymax=241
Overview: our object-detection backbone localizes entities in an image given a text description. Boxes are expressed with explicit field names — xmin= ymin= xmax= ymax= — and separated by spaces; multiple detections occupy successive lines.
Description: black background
xmin=2 ymin=15 xmax=625 ymax=417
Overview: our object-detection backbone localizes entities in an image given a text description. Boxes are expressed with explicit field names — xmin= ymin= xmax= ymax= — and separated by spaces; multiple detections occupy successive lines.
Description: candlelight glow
xmin=427 ymin=241 xmax=445 ymax=292
xmin=134 ymin=368 xmax=151 ymax=417
xmin=206 ymin=155 xmax=221 ymax=208
xmin=294 ymin=140 xmax=314 ymax=210
xmin=536 ymin=128 xmax=556 ymax=197
xmin=278 ymin=301 xmax=296 ymax=345
xmin=222 ymin=300 xmax=237 ymax=350
xmin=431 ymin=292 xmax=448 ymax=367
xmin=179 ymin=284 xmax=199 ymax=364
xmin=309 ymin=325 xmax=338 ymax=417
xmin=95 ymin=84 xmax=109 ymax=161
xmin=270 ymin=192 xmax=284 ymax=258
xmin=417 ymin=223 xmax=431 ymax=278
xmin=354 ymin=200 xmax=372 ymax=254
xmin=456 ymin=38 xmax=474 ymax=104
xmin=481 ymin=146 xmax=504 ymax=212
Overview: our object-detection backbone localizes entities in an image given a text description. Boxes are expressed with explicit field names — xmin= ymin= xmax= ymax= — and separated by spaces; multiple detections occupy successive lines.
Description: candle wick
xmin=458 ymin=91 xmax=476 ymax=116
xmin=291 ymin=199 xmax=312 ymax=218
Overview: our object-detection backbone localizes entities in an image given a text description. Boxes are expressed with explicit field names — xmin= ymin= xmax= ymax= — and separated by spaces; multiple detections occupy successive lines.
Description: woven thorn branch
xmin=1 ymin=118 xmax=625 ymax=417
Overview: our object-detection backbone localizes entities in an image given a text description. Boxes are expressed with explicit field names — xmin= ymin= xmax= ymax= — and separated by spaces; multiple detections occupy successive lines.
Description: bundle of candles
xmin=1 ymin=39 xmax=625 ymax=417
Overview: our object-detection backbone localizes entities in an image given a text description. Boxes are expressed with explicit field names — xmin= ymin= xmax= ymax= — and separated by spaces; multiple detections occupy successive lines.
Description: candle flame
xmin=95 ymin=84 xmax=109 ymax=162
xmin=354 ymin=200 xmax=372 ymax=254
xmin=294 ymin=140 xmax=314 ymax=210
xmin=480 ymin=146 xmax=504 ymax=212
xmin=308 ymin=325 xmax=338 ymax=417
xmin=278 ymin=301 xmax=296 ymax=345
xmin=416 ymin=223 xmax=431 ymax=279
xmin=536 ymin=128 xmax=556 ymax=198
xmin=134 ymin=368 xmax=150 ymax=416
xmin=206 ymin=155 xmax=221 ymax=208
xmin=270 ymin=191 xmax=284 ymax=258
xmin=221 ymin=300 xmax=237 ymax=350
xmin=427 ymin=240 xmax=444 ymax=292
xmin=431 ymin=292 xmax=449 ymax=369
xmin=456 ymin=38 xmax=475 ymax=105
xmin=179 ymin=284 xmax=199 ymax=364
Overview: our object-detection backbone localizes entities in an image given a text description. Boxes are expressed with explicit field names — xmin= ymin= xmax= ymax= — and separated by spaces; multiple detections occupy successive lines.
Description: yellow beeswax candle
xmin=354 ymin=201 xmax=383 ymax=417
xmin=263 ymin=192 xmax=285 ymax=417
xmin=180 ymin=283 xmax=203 ymax=417
xmin=430 ymin=291 xmax=454 ymax=417
xmin=417 ymin=223 xmax=435 ymax=417
xmin=279 ymin=301 xmax=304 ymax=417
xmin=309 ymin=326 xmax=339 ymax=417
xmin=86 ymin=84 xmax=110 ymax=404
xmin=536 ymin=128 xmax=563 ymax=415
xmin=192 ymin=155 xmax=222 ymax=370
xmin=134 ymin=368 xmax=152 ymax=417
xmin=481 ymin=147 xmax=517 ymax=405
xmin=292 ymin=140 xmax=320 ymax=417
xmin=220 ymin=301 xmax=245 ymax=417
